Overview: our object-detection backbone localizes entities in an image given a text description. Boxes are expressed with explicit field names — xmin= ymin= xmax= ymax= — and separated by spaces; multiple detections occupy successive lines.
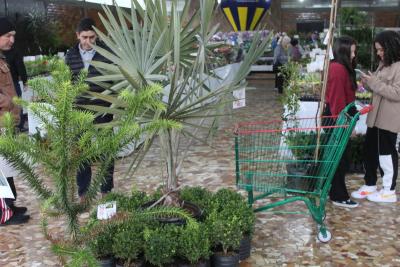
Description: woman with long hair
xmin=324 ymin=36 xmax=359 ymax=208
xmin=351 ymin=31 xmax=400 ymax=203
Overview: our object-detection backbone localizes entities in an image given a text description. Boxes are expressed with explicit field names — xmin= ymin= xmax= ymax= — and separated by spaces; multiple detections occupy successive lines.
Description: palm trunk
xmin=166 ymin=129 xmax=177 ymax=190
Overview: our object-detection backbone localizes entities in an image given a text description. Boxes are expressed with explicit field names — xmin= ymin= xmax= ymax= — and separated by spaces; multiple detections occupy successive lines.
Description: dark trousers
xmin=329 ymin=142 xmax=351 ymax=201
xmin=273 ymin=63 xmax=284 ymax=94
xmin=363 ymin=127 xmax=398 ymax=190
xmin=76 ymin=113 xmax=115 ymax=197
xmin=77 ymin=160 xmax=114 ymax=197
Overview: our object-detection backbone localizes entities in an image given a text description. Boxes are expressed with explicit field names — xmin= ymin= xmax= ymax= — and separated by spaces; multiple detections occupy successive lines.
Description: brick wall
xmin=278 ymin=10 xmax=400 ymax=33
xmin=47 ymin=3 xmax=106 ymax=48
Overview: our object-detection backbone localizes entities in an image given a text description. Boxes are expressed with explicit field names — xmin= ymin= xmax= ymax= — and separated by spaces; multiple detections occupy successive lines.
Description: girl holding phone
xmin=352 ymin=31 xmax=400 ymax=203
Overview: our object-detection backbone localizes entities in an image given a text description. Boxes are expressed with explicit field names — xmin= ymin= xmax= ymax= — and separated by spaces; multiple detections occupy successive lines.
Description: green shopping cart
xmin=234 ymin=102 xmax=372 ymax=242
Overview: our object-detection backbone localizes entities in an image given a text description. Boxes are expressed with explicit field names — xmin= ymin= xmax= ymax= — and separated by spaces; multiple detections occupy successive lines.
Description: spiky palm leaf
xmin=82 ymin=0 xmax=272 ymax=190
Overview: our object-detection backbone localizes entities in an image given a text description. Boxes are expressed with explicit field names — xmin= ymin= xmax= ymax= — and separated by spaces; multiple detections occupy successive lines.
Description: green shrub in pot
xmin=178 ymin=222 xmax=211 ymax=264
xmin=143 ymin=224 xmax=180 ymax=267
xmin=85 ymin=222 xmax=118 ymax=262
xmin=206 ymin=208 xmax=242 ymax=255
xmin=112 ymin=218 xmax=145 ymax=266
xmin=209 ymin=188 xmax=244 ymax=212
xmin=179 ymin=186 xmax=213 ymax=213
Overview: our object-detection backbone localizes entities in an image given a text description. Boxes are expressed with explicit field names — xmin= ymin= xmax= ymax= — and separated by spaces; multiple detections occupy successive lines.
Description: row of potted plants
xmin=83 ymin=187 xmax=255 ymax=267
xmin=0 ymin=1 xmax=270 ymax=265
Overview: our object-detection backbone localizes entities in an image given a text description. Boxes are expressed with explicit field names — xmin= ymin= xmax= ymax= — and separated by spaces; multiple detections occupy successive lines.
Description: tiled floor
xmin=1 ymin=78 xmax=399 ymax=267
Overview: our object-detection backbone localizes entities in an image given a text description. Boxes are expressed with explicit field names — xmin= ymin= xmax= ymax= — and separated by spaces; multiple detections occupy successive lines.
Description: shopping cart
xmin=234 ymin=102 xmax=372 ymax=242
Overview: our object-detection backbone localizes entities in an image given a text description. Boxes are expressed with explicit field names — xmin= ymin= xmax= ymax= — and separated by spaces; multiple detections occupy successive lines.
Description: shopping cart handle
xmin=359 ymin=105 xmax=373 ymax=115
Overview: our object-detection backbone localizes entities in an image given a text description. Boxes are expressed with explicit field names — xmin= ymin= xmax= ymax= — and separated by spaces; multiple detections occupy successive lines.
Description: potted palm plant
xmin=83 ymin=0 xmax=271 ymax=201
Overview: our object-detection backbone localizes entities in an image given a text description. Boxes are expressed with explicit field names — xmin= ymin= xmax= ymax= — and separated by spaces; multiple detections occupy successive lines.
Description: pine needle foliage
xmin=0 ymin=59 xmax=170 ymax=241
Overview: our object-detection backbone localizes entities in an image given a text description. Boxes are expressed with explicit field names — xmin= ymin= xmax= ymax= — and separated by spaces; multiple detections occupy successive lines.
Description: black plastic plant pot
xmin=99 ymin=257 xmax=115 ymax=267
xmin=211 ymin=252 xmax=240 ymax=267
xmin=141 ymin=200 xmax=203 ymax=225
xmin=286 ymin=163 xmax=316 ymax=192
xmin=116 ymin=258 xmax=144 ymax=267
xmin=299 ymin=95 xmax=320 ymax=102
xmin=239 ymin=234 xmax=252 ymax=261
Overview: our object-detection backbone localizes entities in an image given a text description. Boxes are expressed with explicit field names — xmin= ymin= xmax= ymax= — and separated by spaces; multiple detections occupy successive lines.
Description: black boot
xmin=8 ymin=204 xmax=28 ymax=215
xmin=0 ymin=213 xmax=30 ymax=226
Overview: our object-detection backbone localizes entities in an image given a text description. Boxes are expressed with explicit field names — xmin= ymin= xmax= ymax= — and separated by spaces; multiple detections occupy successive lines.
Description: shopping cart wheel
xmin=317 ymin=229 xmax=332 ymax=243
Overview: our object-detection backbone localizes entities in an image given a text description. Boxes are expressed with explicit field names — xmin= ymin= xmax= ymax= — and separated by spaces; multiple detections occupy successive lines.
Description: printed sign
xmin=97 ymin=201 xmax=117 ymax=220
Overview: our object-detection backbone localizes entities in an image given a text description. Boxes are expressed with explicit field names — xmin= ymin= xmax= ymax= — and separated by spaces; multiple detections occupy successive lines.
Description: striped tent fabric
xmin=220 ymin=0 xmax=272 ymax=32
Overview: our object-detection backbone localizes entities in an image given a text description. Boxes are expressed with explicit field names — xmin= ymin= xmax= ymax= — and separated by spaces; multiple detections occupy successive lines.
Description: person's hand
xmin=360 ymin=71 xmax=373 ymax=86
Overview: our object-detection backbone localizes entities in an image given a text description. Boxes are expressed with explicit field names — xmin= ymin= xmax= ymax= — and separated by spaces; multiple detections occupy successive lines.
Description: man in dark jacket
xmin=5 ymin=47 xmax=28 ymax=131
xmin=65 ymin=18 xmax=114 ymax=200
xmin=0 ymin=17 xmax=30 ymax=226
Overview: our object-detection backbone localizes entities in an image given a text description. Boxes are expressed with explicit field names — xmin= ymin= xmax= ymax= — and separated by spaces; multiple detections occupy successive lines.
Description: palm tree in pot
xmin=84 ymin=0 xmax=271 ymax=207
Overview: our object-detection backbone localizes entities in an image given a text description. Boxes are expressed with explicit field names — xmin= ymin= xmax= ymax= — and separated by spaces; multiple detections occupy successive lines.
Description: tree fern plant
xmin=83 ymin=0 xmax=272 ymax=193
xmin=0 ymin=60 xmax=171 ymax=241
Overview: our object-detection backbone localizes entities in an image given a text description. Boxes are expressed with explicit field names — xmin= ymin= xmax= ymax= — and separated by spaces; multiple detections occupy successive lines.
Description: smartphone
xmin=355 ymin=68 xmax=367 ymax=77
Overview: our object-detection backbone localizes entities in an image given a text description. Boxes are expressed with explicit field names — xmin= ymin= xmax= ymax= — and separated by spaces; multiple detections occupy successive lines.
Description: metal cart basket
xmin=234 ymin=103 xmax=372 ymax=242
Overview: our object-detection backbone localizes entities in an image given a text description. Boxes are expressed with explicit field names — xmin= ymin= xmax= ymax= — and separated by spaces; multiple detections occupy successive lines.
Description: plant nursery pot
xmin=299 ymin=95 xmax=320 ymax=102
xmin=98 ymin=257 xmax=115 ymax=267
xmin=176 ymin=258 xmax=211 ymax=267
xmin=286 ymin=163 xmax=316 ymax=192
xmin=116 ymin=258 xmax=144 ymax=267
xmin=239 ymin=234 xmax=252 ymax=261
xmin=141 ymin=200 xmax=203 ymax=225
xmin=211 ymin=252 xmax=239 ymax=267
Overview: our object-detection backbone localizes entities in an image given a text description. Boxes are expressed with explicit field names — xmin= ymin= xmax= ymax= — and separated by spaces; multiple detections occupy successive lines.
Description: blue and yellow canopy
xmin=220 ymin=0 xmax=272 ymax=32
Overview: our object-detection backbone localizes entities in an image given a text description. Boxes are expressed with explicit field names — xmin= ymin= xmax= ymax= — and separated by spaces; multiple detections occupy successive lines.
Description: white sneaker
xmin=351 ymin=185 xmax=377 ymax=199
xmin=367 ymin=190 xmax=397 ymax=203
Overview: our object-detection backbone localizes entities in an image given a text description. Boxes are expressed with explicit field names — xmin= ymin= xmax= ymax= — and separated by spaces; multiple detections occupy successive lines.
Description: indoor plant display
xmin=0 ymin=60 xmax=168 ymax=265
xmin=83 ymin=0 xmax=271 ymax=204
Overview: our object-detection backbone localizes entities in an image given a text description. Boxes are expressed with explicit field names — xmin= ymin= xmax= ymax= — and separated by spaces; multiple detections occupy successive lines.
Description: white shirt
xmin=78 ymin=44 xmax=96 ymax=70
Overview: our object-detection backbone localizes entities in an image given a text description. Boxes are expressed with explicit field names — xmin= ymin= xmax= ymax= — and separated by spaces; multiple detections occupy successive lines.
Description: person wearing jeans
xmin=352 ymin=30 xmax=400 ymax=203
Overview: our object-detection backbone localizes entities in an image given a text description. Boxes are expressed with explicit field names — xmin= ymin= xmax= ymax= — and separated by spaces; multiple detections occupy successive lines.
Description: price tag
xmin=233 ymin=88 xmax=246 ymax=109
xmin=97 ymin=201 xmax=117 ymax=220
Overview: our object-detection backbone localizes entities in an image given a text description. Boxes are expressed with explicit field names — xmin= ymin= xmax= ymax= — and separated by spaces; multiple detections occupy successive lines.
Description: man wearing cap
xmin=65 ymin=18 xmax=114 ymax=201
xmin=0 ymin=17 xmax=30 ymax=226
